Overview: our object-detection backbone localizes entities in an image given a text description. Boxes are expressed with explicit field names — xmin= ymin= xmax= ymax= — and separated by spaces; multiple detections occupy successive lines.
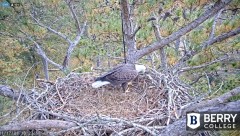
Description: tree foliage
xmin=0 ymin=0 xmax=240 ymax=135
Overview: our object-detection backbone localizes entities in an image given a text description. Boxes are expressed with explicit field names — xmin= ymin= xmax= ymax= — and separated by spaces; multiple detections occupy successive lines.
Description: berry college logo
xmin=186 ymin=112 xmax=240 ymax=130
xmin=187 ymin=113 xmax=200 ymax=129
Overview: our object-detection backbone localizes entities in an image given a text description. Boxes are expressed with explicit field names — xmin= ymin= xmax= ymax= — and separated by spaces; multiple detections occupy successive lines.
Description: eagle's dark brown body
xmin=95 ymin=64 xmax=138 ymax=86
xmin=92 ymin=63 xmax=146 ymax=92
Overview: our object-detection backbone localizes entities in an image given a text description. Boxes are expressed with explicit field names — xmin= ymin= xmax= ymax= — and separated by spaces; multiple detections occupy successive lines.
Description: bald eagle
xmin=92 ymin=64 xmax=146 ymax=92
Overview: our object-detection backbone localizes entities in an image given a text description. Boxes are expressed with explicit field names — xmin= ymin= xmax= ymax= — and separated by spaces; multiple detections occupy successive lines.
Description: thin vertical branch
xmin=121 ymin=12 xmax=127 ymax=64
xmin=65 ymin=0 xmax=81 ymax=33
xmin=41 ymin=57 xmax=49 ymax=81
xmin=151 ymin=15 xmax=172 ymax=125
xmin=209 ymin=9 xmax=223 ymax=40
xmin=204 ymin=9 xmax=223 ymax=49
xmin=174 ymin=38 xmax=180 ymax=56
xmin=205 ymin=72 xmax=212 ymax=94
xmin=151 ymin=16 xmax=167 ymax=73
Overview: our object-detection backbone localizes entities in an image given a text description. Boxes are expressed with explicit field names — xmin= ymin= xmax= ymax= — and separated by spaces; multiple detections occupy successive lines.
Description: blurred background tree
xmin=0 ymin=0 xmax=239 ymax=94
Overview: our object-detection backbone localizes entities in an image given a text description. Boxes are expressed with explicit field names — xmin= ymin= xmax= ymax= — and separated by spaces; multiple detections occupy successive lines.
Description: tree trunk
xmin=120 ymin=0 xmax=138 ymax=63
xmin=41 ymin=57 xmax=49 ymax=81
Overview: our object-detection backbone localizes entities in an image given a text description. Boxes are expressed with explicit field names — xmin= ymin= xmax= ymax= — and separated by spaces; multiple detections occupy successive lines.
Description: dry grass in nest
xmin=45 ymin=69 xmax=191 ymax=122
xmin=52 ymin=72 xmax=166 ymax=119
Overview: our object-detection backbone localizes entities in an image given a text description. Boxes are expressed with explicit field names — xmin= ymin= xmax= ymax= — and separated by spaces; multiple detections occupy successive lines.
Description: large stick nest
xmin=6 ymin=69 xmax=193 ymax=135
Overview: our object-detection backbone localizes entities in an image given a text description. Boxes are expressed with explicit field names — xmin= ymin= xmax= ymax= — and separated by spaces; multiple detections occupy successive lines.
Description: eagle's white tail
xmin=92 ymin=81 xmax=110 ymax=88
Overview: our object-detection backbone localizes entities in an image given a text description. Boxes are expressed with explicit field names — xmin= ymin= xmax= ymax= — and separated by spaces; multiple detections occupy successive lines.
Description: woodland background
xmin=0 ymin=0 xmax=240 ymax=135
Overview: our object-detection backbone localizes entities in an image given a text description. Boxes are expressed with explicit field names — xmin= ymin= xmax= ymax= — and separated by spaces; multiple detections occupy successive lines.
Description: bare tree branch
xmin=201 ymin=26 xmax=240 ymax=49
xmin=36 ymin=46 xmax=63 ymax=69
xmin=179 ymin=54 xmax=229 ymax=73
xmin=98 ymin=116 xmax=159 ymax=136
xmin=151 ymin=17 xmax=172 ymax=125
xmin=130 ymin=26 xmax=141 ymax=38
xmin=19 ymin=29 xmax=63 ymax=70
xmin=189 ymin=74 xmax=205 ymax=85
xmin=34 ymin=41 xmax=63 ymax=70
xmin=151 ymin=19 xmax=167 ymax=71
xmin=30 ymin=0 xmax=87 ymax=70
xmin=41 ymin=57 xmax=49 ymax=80
xmin=207 ymin=9 xmax=223 ymax=45
xmin=63 ymin=21 xmax=87 ymax=68
xmin=134 ymin=0 xmax=232 ymax=61
xmin=31 ymin=14 xmax=71 ymax=44
xmin=178 ymin=26 xmax=240 ymax=63
xmin=121 ymin=0 xmax=132 ymax=37
xmin=205 ymin=72 xmax=212 ymax=94
xmin=0 ymin=85 xmax=26 ymax=101
xmin=65 ymin=0 xmax=82 ymax=33
xmin=20 ymin=1 xmax=87 ymax=75
xmin=0 ymin=120 xmax=77 ymax=131
xmin=179 ymin=86 xmax=240 ymax=117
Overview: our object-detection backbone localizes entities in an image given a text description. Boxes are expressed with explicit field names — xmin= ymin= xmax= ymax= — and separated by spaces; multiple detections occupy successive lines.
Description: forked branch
xmin=19 ymin=29 xmax=63 ymax=70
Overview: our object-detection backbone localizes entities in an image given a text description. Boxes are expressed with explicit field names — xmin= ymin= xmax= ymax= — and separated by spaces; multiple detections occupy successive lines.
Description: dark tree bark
xmin=120 ymin=0 xmax=139 ymax=63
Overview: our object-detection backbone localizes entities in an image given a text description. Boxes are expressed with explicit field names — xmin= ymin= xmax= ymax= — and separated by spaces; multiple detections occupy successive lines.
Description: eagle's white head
xmin=135 ymin=64 xmax=146 ymax=73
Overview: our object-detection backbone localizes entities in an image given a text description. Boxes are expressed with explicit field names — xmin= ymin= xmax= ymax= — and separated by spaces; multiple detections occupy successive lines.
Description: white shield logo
xmin=187 ymin=113 xmax=200 ymax=129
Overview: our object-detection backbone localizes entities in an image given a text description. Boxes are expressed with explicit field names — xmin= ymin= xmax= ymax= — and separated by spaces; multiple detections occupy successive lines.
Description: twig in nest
xmin=36 ymin=79 xmax=55 ymax=85
xmin=55 ymin=81 xmax=65 ymax=105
